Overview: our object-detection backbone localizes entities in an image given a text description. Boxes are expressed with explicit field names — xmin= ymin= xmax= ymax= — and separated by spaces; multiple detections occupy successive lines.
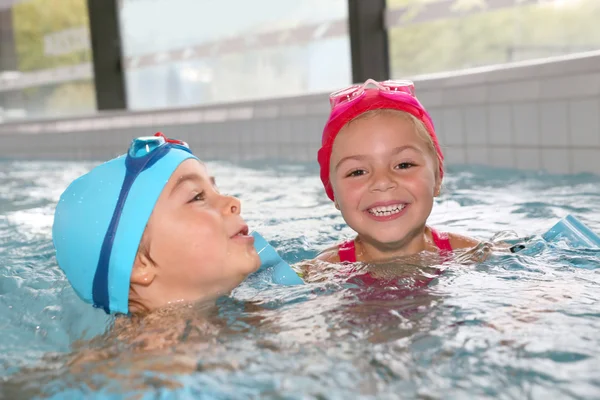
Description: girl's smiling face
xmin=329 ymin=110 xmax=440 ymax=251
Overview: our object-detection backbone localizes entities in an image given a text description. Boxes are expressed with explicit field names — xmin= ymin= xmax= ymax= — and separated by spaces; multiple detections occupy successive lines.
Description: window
xmin=119 ymin=0 xmax=351 ymax=110
xmin=0 ymin=0 xmax=95 ymax=123
xmin=387 ymin=0 xmax=600 ymax=78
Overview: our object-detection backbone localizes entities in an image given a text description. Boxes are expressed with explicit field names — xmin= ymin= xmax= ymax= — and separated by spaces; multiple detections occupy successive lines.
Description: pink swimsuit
xmin=338 ymin=227 xmax=453 ymax=263
xmin=337 ymin=227 xmax=453 ymax=289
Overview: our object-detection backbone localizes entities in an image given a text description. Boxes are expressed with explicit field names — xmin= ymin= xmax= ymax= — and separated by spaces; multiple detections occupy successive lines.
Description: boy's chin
xmin=249 ymin=257 xmax=262 ymax=274
xmin=237 ymin=254 xmax=262 ymax=276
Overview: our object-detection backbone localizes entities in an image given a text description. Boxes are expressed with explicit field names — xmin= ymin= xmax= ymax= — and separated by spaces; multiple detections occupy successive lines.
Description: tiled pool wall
xmin=1 ymin=51 xmax=599 ymax=174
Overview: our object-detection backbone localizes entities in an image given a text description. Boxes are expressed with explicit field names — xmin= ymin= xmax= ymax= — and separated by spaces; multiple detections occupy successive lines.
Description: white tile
xmin=428 ymin=109 xmax=444 ymax=144
xmin=312 ymin=116 xmax=327 ymax=144
xmin=414 ymin=77 xmax=445 ymax=91
xmin=558 ymin=55 xmax=600 ymax=77
xmin=308 ymin=117 xmax=325 ymax=144
xmin=488 ymin=104 xmax=512 ymax=145
xmin=465 ymin=146 xmax=490 ymax=165
xmin=277 ymin=119 xmax=294 ymax=143
xmin=254 ymin=105 xmax=279 ymax=119
xmin=490 ymin=147 xmax=515 ymax=169
xmin=292 ymin=117 xmax=311 ymax=143
xmin=237 ymin=122 xmax=255 ymax=144
xmin=464 ymin=106 xmax=487 ymax=145
xmin=540 ymin=101 xmax=569 ymax=147
xmin=572 ymin=149 xmax=600 ymax=175
xmin=309 ymin=142 xmax=320 ymax=159
xmin=227 ymin=107 xmax=253 ymax=121
xmin=291 ymin=117 xmax=319 ymax=145
xmin=534 ymin=56 xmax=573 ymax=78
xmin=445 ymin=71 xmax=488 ymax=87
xmin=417 ymin=90 xmax=444 ymax=108
xmin=489 ymin=64 xmax=540 ymax=84
xmin=215 ymin=125 xmax=232 ymax=144
xmin=280 ymin=144 xmax=309 ymax=161
xmin=488 ymin=80 xmax=540 ymax=102
xmin=442 ymin=85 xmax=487 ymax=106
xmin=252 ymin=143 xmax=271 ymax=159
xmin=314 ymin=114 xmax=327 ymax=129
xmin=515 ymin=148 xmax=541 ymax=170
xmin=541 ymin=149 xmax=570 ymax=174
xmin=250 ymin=120 xmax=266 ymax=143
xmin=539 ymin=74 xmax=600 ymax=100
xmin=306 ymin=100 xmax=330 ymax=116
xmin=443 ymin=146 xmax=466 ymax=165
xmin=569 ymin=98 xmax=600 ymax=146
xmin=441 ymin=108 xmax=464 ymax=145
xmin=280 ymin=104 xmax=308 ymax=117
xmin=513 ymin=103 xmax=539 ymax=146
xmin=203 ymin=109 xmax=227 ymax=122
xmin=265 ymin=120 xmax=281 ymax=143
xmin=255 ymin=120 xmax=272 ymax=143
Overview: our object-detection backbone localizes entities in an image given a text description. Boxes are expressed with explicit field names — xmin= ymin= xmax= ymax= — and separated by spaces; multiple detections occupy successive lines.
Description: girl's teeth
xmin=368 ymin=204 xmax=405 ymax=216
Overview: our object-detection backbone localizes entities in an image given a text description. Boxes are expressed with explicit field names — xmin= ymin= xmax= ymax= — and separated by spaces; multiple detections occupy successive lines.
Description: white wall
xmin=414 ymin=50 xmax=600 ymax=175
xmin=0 ymin=50 xmax=599 ymax=175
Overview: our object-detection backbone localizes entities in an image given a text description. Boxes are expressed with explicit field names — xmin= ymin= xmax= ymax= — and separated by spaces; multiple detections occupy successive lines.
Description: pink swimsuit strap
xmin=337 ymin=226 xmax=453 ymax=262
xmin=338 ymin=239 xmax=357 ymax=263
xmin=429 ymin=227 xmax=453 ymax=254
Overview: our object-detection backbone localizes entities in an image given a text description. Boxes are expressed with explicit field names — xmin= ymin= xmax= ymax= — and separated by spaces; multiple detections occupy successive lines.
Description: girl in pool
xmin=314 ymin=79 xmax=481 ymax=265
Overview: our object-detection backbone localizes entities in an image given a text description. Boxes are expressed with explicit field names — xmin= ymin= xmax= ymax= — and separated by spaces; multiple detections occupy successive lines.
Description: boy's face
xmin=135 ymin=159 xmax=260 ymax=306
xmin=329 ymin=112 xmax=440 ymax=250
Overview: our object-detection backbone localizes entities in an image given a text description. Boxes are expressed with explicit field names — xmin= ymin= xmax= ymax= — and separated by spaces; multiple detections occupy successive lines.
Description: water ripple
xmin=0 ymin=160 xmax=599 ymax=399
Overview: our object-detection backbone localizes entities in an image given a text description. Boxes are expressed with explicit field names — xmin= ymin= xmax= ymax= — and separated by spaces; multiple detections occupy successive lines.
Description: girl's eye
xmin=396 ymin=162 xmax=416 ymax=170
xmin=347 ymin=169 xmax=366 ymax=177
xmin=190 ymin=191 xmax=205 ymax=202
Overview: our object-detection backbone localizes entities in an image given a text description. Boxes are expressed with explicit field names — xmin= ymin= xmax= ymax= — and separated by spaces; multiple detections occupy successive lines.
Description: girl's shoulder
xmin=447 ymin=232 xmax=480 ymax=250
xmin=291 ymin=245 xmax=341 ymax=282
xmin=315 ymin=245 xmax=342 ymax=263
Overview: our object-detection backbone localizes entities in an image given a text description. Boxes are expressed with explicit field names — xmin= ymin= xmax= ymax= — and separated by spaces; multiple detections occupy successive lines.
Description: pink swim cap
xmin=317 ymin=89 xmax=444 ymax=201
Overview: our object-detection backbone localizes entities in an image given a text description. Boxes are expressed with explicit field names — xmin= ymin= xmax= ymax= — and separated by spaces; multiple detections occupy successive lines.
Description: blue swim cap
xmin=52 ymin=133 xmax=197 ymax=315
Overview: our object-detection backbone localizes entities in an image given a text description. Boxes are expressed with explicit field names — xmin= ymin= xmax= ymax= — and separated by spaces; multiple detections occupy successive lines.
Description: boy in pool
xmin=53 ymin=132 xmax=261 ymax=320
xmin=313 ymin=79 xmax=483 ymax=266
xmin=19 ymin=132 xmax=271 ymax=392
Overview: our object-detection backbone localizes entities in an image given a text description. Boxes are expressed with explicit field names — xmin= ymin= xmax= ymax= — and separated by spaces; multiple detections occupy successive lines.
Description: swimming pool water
xmin=1 ymin=160 xmax=599 ymax=399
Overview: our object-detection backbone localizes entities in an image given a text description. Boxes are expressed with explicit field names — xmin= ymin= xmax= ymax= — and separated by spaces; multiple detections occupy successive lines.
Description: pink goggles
xmin=329 ymin=79 xmax=417 ymax=110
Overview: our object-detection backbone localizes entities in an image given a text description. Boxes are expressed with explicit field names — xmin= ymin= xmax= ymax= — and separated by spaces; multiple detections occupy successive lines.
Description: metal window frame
xmin=86 ymin=0 xmax=391 ymax=108
xmin=348 ymin=0 xmax=390 ymax=83
xmin=87 ymin=0 xmax=127 ymax=110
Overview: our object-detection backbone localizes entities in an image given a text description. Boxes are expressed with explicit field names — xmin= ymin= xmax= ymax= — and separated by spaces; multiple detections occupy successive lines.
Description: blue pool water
xmin=1 ymin=160 xmax=599 ymax=399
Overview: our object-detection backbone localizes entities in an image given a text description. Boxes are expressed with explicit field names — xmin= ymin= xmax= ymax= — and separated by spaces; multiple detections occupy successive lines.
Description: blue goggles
xmin=92 ymin=132 xmax=192 ymax=313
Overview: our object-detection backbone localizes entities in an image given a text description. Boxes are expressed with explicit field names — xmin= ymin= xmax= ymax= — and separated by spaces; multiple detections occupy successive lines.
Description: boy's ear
xmin=130 ymin=251 xmax=156 ymax=286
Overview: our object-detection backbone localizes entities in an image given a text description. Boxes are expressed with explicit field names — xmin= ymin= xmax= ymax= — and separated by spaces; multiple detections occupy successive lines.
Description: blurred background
xmin=0 ymin=0 xmax=599 ymax=172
